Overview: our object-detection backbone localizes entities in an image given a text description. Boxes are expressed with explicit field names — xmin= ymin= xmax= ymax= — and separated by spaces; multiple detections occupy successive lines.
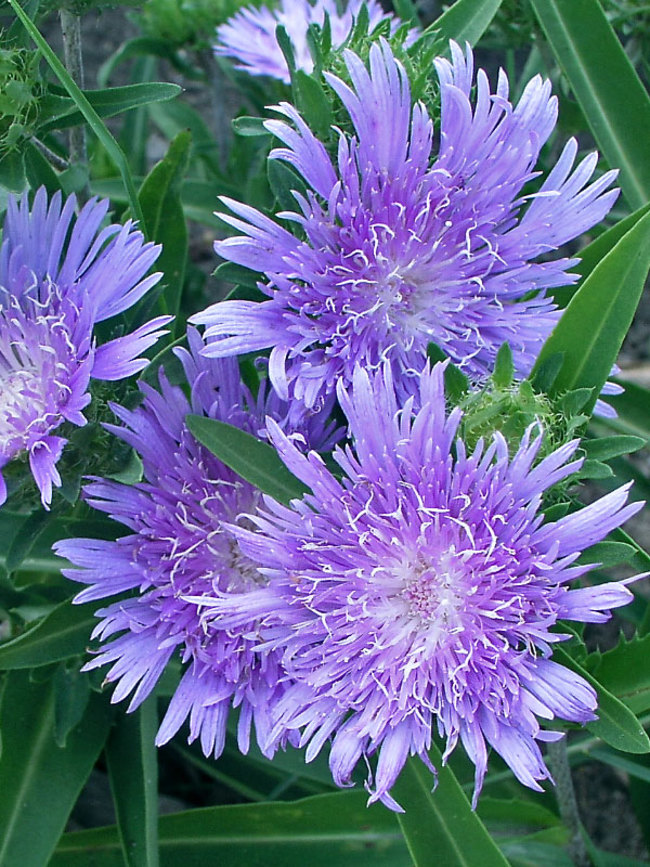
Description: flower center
xmin=395 ymin=551 xmax=467 ymax=640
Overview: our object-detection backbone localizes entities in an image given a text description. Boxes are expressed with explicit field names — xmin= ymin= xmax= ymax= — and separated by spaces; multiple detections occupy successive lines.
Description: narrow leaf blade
xmin=186 ymin=415 xmax=309 ymax=504
xmin=0 ymin=671 xmax=111 ymax=867
xmin=0 ymin=597 xmax=96 ymax=670
xmin=394 ymin=751 xmax=510 ymax=867
xmin=555 ymin=647 xmax=650 ymax=754
xmin=106 ymin=697 xmax=159 ymax=867
xmin=423 ymin=0 xmax=504 ymax=46
xmin=531 ymin=209 xmax=650 ymax=409
xmin=50 ymin=791 xmax=409 ymax=867
xmin=530 ymin=0 xmax=650 ymax=209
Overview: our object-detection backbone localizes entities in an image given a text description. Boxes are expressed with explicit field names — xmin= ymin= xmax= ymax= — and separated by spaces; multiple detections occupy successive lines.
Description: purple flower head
xmin=54 ymin=328 xmax=339 ymax=760
xmin=194 ymin=41 xmax=618 ymax=410
xmin=215 ymin=0 xmax=417 ymax=84
xmin=198 ymin=362 xmax=641 ymax=810
xmin=0 ymin=188 xmax=169 ymax=507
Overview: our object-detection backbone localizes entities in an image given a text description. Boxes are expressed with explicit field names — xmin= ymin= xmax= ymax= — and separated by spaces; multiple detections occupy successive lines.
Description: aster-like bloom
xmin=196 ymin=362 xmax=641 ymax=810
xmin=194 ymin=41 xmax=618 ymax=410
xmin=0 ymin=187 xmax=168 ymax=507
xmin=54 ymin=329 xmax=339 ymax=759
xmin=215 ymin=0 xmax=417 ymax=84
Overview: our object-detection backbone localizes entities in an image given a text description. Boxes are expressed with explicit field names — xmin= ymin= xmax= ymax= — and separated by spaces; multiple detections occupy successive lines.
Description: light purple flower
xmin=197 ymin=362 xmax=641 ymax=810
xmin=0 ymin=188 xmax=169 ymax=507
xmin=194 ymin=41 xmax=618 ymax=410
xmin=215 ymin=0 xmax=417 ymax=84
xmin=54 ymin=328 xmax=339 ymax=760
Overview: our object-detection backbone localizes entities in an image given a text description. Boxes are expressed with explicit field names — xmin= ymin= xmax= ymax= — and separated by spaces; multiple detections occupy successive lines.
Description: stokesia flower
xmin=215 ymin=0 xmax=417 ymax=84
xmin=194 ymin=41 xmax=618 ymax=410
xmin=0 ymin=187 xmax=169 ymax=507
xmin=54 ymin=328 xmax=339 ymax=760
xmin=197 ymin=362 xmax=641 ymax=810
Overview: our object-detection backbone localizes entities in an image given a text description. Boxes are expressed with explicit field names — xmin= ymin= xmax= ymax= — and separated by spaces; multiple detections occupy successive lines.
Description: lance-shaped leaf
xmin=422 ymin=0 xmax=504 ymax=46
xmin=50 ymin=791 xmax=408 ymax=867
xmin=139 ymin=130 xmax=191 ymax=324
xmin=530 ymin=209 xmax=650 ymax=411
xmin=393 ymin=751 xmax=510 ymax=867
xmin=38 ymin=83 xmax=182 ymax=133
xmin=0 ymin=597 xmax=97 ymax=670
xmin=587 ymin=634 xmax=650 ymax=717
xmin=106 ymin=697 xmax=159 ymax=867
xmin=530 ymin=0 xmax=650 ymax=210
xmin=554 ymin=647 xmax=650 ymax=754
xmin=186 ymin=415 xmax=309 ymax=504
xmin=0 ymin=670 xmax=112 ymax=867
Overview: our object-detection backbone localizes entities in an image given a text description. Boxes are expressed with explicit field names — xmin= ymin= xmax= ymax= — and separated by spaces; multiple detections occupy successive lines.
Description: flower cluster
xmin=0 ymin=188 xmax=168 ymax=507
xmin=195 ymin=363 xmax=640 ymax=809
xmin=195 ymin=41 xmax=618 ymax=409
xmin=55 ymin=329 xmax=339 ymax=758
xmin=48 ymin=10 xmax=639 ymax=816
xmin=215 ymin=0 xmax=417 ymax=83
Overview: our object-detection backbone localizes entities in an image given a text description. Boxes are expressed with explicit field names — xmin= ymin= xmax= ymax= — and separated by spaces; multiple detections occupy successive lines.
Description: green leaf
xmin=0 ymin=148 xmax=25 ymax=191
xmin=0 ymin=597 xmax=96 ymax=669
xmin=579 ymin=541 xmax=635 ymax=568
xmin=268 ymin=157 xmax=308 ymax=211
xmin=493 ymin=343 xmax=514 ymax=389
xmin=607 ymin=381 xmax=650 ymax=440
xmin=422 ymin=0 xmax=504 ymax=46
xmin=53 ymin=665 xmax=91 ymax=748
xmin=530 ymin=209 xmax=650 ymax=411
xmin=50 ymin=791 xmax=409 ymax=867
xmin=477 ymin=798 xmax=561 ymax=830
xmin=106 ymin=697 xmax=159 ymax=867
xmin=555 ymin=647 xmax=650 ymax=754
xmin=5 ymin=509 xmax=51 ymax=573
xmin=499 ymin=839 xmax=573 ymax=867
xmin=231 ymin=115 xmax=269 ymax=138
xmin=393 ymin=751 xmax=510 ymax=867
xmin=23 ymin=141 xmax=61 ymax=194
xmin=587 ymin=633 xmax=650 ymax=716
xmin=186 ymin=415 xmax=309 ymax=504
xmin=39 ymin=83 xmax=182 ymax=132
xmin=583 ymin=435 xmax=646 ymax=461
xmin=139 ymin=130 xmax=191 ymax=323
xmin=530 ymin=0 xmax=650 ymax=210
xmin=576 ymin=203 xmax=650 ymax=286
xmin=213 ymin=261 xmax=263 ymax=291
xmin=0 ymin=670 xmax=111 ymax=867
xmin=293 ymin=70 xmax=333 ymax=140
xmin=6 ymin=0 xmax=144 ymax=226
xmin=392 ymin=0 xmax=420 ymax=24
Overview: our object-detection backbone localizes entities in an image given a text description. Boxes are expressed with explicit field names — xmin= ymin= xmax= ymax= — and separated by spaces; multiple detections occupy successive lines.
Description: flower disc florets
xmin=0 ymin=188 xmax=168 ymax=507
xmin=199 ymin=362 xmax=640 ymax=809
xmin=54 ymin=329 xmax=339 ymax=759
xmin=194 ymin=40 xmax=618 ymax=410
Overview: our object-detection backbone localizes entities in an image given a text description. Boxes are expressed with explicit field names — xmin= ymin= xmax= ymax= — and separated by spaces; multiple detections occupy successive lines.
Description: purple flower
xmin=54 ymin=328 xmax=339 ymax=759
xmin=194 ymin=41 xmax=618 ymax=410
xmin=198 ymin=362 xmax=640 ymax=810
xmin=0 ymin=188 xmax=169 ymax=507
xmin=215 ymin=0 xmax=417 ymax=84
